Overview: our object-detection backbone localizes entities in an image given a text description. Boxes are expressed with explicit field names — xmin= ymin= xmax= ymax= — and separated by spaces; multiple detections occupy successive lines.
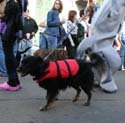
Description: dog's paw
xmin=83 ymin=102 xmax=90 ymax=106
xmin=72 ymin=98 xmax=78 ymax=102
xmin=40 ymin=106 xmax=48 ymax=111
xmin=72 ymin=95 xmax=80 ymax=102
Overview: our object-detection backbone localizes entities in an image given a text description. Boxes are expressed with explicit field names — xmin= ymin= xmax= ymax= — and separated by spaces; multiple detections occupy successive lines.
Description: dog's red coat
xmin=36 ymin=59 xmax=79 ymax=83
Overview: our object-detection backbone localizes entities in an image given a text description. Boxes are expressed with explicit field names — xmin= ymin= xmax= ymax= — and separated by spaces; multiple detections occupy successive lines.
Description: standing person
xmin=0 ymin=0 xmax=7 ymax=77
xmin=86 ymin=6 xmax=94 ymax=24
xmin=119 ymin=21 xmax=125 ymax=71
xmin=0 ymin=34 xmax=18 ymax=77
xmin=0 ymin=0 xmax=28 ymax=91
xmin=39 ymin=19 xmax=47 ymax=49
xmin=76 ymin=0 xmax=125 ymax=93
xmin=22 ymin=9 xmax=38 ymax=55
xmin=77 ymin=9 xmax=89 ymax=44
xmin=64 ymin=10 xmax=78 ymax=58
xmin=16 ymin=9 xmax=38 ymax=66
xmin=0 ymin=33 xmax=7 ymax=77
xmin=43 ymin=0 xmax=63 ymax=49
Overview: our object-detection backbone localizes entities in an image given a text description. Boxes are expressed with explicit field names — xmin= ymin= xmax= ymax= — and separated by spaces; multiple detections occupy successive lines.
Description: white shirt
xmin=67 ymin=20 xmax=78 ymax=46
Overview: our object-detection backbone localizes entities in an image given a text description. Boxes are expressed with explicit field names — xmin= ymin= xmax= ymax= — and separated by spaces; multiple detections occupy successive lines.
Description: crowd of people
xmin=0 ymin=0 xmax=125 ymax=93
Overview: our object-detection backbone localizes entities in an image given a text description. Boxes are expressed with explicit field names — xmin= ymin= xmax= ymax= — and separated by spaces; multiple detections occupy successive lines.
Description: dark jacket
xmin=23 ymin=17 xmax=38 ymax=39
xmin=1 ymin=0 xmax=22 ymax=41
xmin=17 ymin=0 xmax=28 ymax=12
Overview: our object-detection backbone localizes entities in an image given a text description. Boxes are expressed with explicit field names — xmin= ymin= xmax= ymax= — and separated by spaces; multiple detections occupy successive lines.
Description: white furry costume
xmin=76 ymin=0 xmax=125 ymax=93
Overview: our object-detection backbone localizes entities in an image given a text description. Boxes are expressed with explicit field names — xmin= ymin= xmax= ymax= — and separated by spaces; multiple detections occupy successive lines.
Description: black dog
xmin=18 ymin=47 xmax=108 ymax=111
xmin=18 ymin=56 xmax=95 ymax=111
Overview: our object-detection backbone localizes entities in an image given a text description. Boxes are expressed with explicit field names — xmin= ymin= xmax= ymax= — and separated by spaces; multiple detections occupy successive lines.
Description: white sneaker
xmin=121 ymin=65 xmax=125 ymax=71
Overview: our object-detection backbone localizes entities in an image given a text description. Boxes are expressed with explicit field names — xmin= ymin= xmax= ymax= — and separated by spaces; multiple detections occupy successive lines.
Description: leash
xmin=43 ymin=25 xmax=77 ymax=61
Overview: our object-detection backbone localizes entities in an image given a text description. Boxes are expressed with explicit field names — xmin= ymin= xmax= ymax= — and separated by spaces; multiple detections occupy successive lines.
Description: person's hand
xmin=61 ymin=18 xmax=66 ymax=24
xmin=39 ymin=22 xmax=46 ymax=28
xmin=70 ymin=41 xmax=75 ymax=47
xmin=32 ymin=32 xmax=35 ymax=36
xmin=16 ymin=30 xmax=23 ymax=40
xmin=26 ymin=33 xmax=30 ymax=39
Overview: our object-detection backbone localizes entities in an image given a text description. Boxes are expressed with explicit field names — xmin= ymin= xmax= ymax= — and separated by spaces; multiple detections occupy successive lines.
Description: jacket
xmin=1 ymin=0 xmax=22 ymax=41
xmin=44 ymin=10 xmax=60 ymax=37
xmin=17 ymin=0 xmax=28 ymax=12
xmin=23 ymin=17 xmax=38 ymax=39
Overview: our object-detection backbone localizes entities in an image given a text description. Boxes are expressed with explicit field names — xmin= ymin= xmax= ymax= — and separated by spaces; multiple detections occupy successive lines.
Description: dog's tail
xmin=85 ymin=48 xmax=110 ymax=84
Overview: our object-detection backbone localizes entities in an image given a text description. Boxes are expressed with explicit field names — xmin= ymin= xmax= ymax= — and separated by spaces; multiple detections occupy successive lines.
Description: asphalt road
xmin=0 ymin=71 xmax=125 ymax=123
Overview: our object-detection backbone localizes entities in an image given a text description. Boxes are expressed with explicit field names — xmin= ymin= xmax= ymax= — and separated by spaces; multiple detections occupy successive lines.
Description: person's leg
xmin=98 ymin=46 xmax=121 ymax=92
xmin=77 ymin=41 xmax=121 ymax=93
xmin=124 ymin=47 xmax=125 ymax=69
xmin=25 ymin=39 xmax=33 ymax=56
xmin=0 ymin=36 xmax=7 ymax=76
xmin=119 ymin=46 xmax=124 ymax=70
xmin=47 ymin=35 xmax=57 ymax=49
xmin=39 ymin=33 xmax=48 ymax=49
xmin=3 ymin=39 xmax=20 ymax=85
xmin=0 ymin=38 xmax=21 ymax=91
xmin=0 ymin=52 xmax=7 ymax=76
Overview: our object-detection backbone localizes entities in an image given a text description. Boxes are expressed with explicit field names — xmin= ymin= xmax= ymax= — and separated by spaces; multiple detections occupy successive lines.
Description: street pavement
xmin=0 ymin=71 xmax=125 ymax=123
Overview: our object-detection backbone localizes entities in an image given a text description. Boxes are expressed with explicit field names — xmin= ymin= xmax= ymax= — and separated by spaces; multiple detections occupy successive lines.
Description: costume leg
xmin=76 ymin=0 xmax=125 ymax=93
xmin=99 ymin=46 xmax=121 ymax=92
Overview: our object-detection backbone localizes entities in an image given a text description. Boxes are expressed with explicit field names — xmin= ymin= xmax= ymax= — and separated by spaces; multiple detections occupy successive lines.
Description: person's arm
xmin=0 ymin=0 xmax=6 ymax=18
xmin=39 ymin=22 xmax=46 ymax=28
xmin=67 ymin=21 xmax=75 ymax=46
xmin=47 ymin=11 xmax=60 ymax=27
xmin=118 ymin=34 xmax=123 ymax=46
xmin=17 ymin=0 xmax=28 ymax=12
xmin=24 ymin=0 xmax=28 ymax=12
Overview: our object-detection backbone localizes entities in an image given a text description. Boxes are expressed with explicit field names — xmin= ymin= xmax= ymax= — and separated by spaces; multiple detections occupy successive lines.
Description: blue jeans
xmin=0 ymin=35 xmax=18 ymax=74
xmin=119 ymin=44 xmax=125 ymax=67
xmin=39 ymin=33 xmax=57 ymax=49
xmin=0 ymin=38 xmax=6 ymax=74
xmin=39 ymin=33 xmax=47 ymax=49
xmin=18 ymin=39 xmax=33 ymax=62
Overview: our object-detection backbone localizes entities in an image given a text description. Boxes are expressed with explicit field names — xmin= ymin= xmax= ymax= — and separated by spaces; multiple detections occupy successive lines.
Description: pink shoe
xmin=0 ymin=82 xmax=22 ymax=91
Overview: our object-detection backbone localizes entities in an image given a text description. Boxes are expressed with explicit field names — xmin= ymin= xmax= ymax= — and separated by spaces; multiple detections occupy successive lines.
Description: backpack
xmin=77 ymin=22 xmax=85 ymax=43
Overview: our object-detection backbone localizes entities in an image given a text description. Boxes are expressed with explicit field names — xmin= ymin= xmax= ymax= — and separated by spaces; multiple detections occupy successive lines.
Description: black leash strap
xmin=63 ymin=60 xmax=73 ymax=78
xmin=55 ymin=61 xmax=62 ymax=79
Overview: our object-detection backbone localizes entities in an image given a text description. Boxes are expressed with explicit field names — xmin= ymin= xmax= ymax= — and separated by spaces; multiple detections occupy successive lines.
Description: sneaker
xmin=100 ymin=80 xmax=118 ymax=93
xmin=0 ymin=82 xmax=22 ymax=91
xmin=121 ymin=65 xmax=125 ymax=71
